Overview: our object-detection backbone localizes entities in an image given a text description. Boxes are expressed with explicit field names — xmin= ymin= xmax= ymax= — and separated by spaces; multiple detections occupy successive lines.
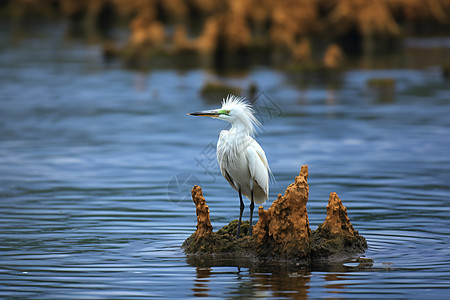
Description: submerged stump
xmin=182 ymin=165 xmax=367 ymax=262
xmin=311 ymin=192 xmax=367 ymax=259
xmin=253 ymin=165 xmax=311 ymax=260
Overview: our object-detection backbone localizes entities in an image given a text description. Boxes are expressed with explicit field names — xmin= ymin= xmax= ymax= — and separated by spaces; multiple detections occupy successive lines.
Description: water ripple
xmin=0 ymin=24 xmax=449 ymax=299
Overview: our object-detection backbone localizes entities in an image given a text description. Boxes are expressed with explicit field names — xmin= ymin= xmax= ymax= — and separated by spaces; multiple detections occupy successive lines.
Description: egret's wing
xmin=222 ymin=168 xmax=238 ymax=191
xmin=246 ymin=138 xmax=270 ymax=201
xmin=217 ymin=130 xmax=238 ymax=192
xmin=246 ymin=136 xmax=274 ymax=180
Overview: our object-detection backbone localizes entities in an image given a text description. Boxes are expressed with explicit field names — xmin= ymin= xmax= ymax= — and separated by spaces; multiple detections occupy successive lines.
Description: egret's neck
xmin=229 ymin=119 xmax=255 ymax=137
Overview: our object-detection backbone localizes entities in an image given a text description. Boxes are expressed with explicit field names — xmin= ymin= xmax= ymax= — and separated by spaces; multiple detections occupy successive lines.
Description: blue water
xmin=0 ymin=23 xmax=449 ymax=299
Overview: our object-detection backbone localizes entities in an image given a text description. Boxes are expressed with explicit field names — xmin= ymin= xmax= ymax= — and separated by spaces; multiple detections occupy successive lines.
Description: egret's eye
xmin=218 ymin=109 xmax=230 ymax=115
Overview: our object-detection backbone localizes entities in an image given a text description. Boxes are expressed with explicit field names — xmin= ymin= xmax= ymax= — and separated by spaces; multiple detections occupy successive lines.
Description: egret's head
xmin=188 ymin=95 xmax=260 ymax=136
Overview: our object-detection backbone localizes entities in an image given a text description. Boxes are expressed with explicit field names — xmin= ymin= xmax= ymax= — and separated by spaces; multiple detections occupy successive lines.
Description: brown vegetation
xmin=2 ymin=0 xmax=449 ymax=66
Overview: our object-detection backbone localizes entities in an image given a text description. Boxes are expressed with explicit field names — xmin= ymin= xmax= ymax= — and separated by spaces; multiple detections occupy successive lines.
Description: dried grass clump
xmin=323 ymin=44 xmax=344 ymax=69
xmin=326 ymin=0 xmax=401 ymax=37
xmin=129 ymin=9 xmax=165 ymax=48
xmin=3 ymin=0 xmax=450 ymax=63
xmin=389 ymin=0 xmax=450 ymax=24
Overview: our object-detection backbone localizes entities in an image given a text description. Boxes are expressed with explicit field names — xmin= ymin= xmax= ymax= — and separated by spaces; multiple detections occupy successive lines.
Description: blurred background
xmin=2 ymin=0 xmax=450 ymax=69
xmin=0 ymin=0 xmax=449 ymax=299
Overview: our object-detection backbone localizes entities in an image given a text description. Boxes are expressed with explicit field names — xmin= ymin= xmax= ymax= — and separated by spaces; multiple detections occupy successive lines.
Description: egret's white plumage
xmin=189 ymin=95 xmax=272 ymax=238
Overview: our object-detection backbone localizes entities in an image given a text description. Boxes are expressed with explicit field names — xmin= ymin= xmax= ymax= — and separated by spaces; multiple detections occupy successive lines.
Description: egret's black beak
xmin=188 ymin=110 xmax=219 ymax=117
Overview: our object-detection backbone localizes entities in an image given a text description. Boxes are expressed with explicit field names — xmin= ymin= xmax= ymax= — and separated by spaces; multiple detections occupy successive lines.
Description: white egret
xmin=188 ymin=95 xmax=272 ymax=238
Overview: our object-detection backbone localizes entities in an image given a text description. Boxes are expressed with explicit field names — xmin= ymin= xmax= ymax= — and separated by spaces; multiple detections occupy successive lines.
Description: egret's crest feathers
xmin=221 ymin=95 xmax=260 ymax=136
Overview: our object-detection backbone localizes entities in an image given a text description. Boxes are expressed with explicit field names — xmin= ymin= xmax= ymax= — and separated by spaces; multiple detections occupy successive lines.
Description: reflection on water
xmin=192 ymin=267 xmax=212 ymax=297
xmin=0 ymin=22 xmax=449 ymax=299
xmin=185 ymin=257 xmax=379 ymax=299
xmin=254 ymin=269 xmax=310 ymax=299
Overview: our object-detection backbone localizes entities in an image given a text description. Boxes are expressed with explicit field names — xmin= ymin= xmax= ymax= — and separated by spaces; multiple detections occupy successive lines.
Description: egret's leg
xmin=249 ymin=190 xmax=254 ymax=236
xmin=237 ymin=189 xmax=244 ymax=239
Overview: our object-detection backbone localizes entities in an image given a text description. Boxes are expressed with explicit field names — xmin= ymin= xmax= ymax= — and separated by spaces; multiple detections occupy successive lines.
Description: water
xmin=1 ymin=23 xmax=449 ymax=299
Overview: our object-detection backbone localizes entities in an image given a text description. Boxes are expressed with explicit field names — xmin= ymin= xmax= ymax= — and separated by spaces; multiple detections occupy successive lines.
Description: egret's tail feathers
xmin=268 ymin=166 xmax=276 ymax=184
xmin=252 ymin=186 xmax=268 ymax=205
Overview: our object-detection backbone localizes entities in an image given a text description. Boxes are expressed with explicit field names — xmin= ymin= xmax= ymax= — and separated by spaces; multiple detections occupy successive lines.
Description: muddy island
xmin=183 ymin=165 xmax=367 ymax=262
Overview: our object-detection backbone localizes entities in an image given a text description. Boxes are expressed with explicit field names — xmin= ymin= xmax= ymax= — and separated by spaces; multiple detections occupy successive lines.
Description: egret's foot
xmin=235 ymin=220 xmax=253 ymax=239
